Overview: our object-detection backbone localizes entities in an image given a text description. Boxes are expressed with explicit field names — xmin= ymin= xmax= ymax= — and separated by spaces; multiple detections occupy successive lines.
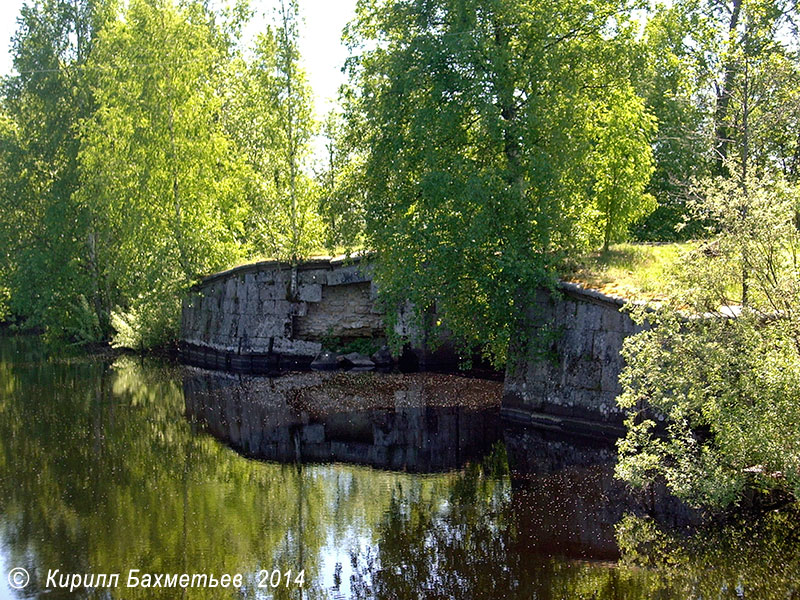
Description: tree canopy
xmin=341 ymin=0 xmax=656 ymax=362
xmin=0 ymin=0 xmax=797 ymax=366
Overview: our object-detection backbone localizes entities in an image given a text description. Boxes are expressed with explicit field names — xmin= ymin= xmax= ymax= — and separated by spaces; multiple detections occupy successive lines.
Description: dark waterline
xmin=1 ymin=334 xmax=800 ymax=599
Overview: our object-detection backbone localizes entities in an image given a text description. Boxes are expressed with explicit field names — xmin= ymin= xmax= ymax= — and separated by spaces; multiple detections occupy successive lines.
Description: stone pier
xmin=502 ymin=283 xmax=641 ymax=438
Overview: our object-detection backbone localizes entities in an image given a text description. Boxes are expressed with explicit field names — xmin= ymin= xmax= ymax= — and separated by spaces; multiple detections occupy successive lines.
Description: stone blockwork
xmin=502 ymin=282 xmax=642 ymax=436
xmin=294 ymin=282 xmax=383 ymax=340
xmin=182 ymin=255 xmax=642 ymax=433
xmin=180 ymin=256 xmax=385 ymax=370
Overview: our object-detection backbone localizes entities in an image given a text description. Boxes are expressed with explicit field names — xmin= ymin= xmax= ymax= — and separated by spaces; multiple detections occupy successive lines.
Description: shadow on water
xmin=1 ymin=334 xmax=799 ymax=599
xmin=503 ymin=427 xmax=701 ymax=563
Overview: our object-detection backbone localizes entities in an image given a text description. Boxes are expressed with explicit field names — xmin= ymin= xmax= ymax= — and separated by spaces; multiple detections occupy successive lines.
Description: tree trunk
xmin=713 ymin=0 xmax=743 ymax=176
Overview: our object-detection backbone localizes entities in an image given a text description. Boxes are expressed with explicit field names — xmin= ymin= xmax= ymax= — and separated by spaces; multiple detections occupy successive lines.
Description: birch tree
xmin=79 ymin=0 xmax=248 ymax=347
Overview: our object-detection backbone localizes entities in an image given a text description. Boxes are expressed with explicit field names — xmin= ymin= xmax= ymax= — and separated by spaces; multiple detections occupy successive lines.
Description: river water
xmin=1 ymin=334 xmax=799 ymax=599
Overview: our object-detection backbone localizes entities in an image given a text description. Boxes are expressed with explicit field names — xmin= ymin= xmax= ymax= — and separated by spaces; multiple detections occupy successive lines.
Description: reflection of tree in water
xmin=4 ymin=336 xmax=800 ymax=599
xmin=617 ymin=510 xmax=800 ymax=599
xmin=0 ymin=340 xmax=504 ymax=599
xmin=0 ymin=347 xmax=331 ymax=599
xmin=350 ymin=451 xmax=513 ymax=599
xmin=346 ymin=447 xmax=663 ymax=600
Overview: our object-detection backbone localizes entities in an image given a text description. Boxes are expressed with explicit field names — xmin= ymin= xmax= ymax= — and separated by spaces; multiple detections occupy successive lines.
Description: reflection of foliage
xmin=0 ymin=337 xmax=509 ymax=599
xmin=349 ymin=448 xmax=513 ymax=599
xmin=0 ymin=339 xmax=328 ymax=598
xmin=617 ymin=511 xmax=800 ymax=598
xmin=347 ymin=446 xmax=661 ymax=600
xmin=9 ymin=335 xmax=800 ymax=599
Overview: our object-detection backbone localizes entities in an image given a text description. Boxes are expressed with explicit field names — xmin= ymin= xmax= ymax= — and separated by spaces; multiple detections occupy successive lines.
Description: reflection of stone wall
xmin=180 ymin=257 xmax=384 ymax=370
xmin=503 ymin=425 xmax=700 ymax=560
xmin=183 ymin=368 xmax=502 ymax=472
xmin=503 ymin=283 xmax=643 ymax=434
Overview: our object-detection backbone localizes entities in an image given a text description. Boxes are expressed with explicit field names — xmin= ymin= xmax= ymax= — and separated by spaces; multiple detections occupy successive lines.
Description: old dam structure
xmin=180 ymin=256 xmax=640 ymax=436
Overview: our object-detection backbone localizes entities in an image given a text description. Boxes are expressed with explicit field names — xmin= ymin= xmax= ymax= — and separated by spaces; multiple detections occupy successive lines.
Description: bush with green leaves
xmin=616 ymin=171 xmax=800 ymax=508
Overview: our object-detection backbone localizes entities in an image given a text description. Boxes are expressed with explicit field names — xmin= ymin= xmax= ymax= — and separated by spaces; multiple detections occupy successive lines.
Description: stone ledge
xmin=500 ymin=407 xmax=627 ymax=440
xmin=192 ymin=253 xmax=372 ymax=291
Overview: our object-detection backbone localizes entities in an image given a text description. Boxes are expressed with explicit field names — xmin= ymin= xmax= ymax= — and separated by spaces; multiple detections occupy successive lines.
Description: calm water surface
xmin=1 ymin=334 xmax=799 ymax=599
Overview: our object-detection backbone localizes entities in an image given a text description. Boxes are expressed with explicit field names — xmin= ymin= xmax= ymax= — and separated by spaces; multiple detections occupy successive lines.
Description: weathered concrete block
xmin=594 ymin=330 xmax=626 ymax=363
xmin=587 ymin=302 xmax=606 ymax=331
xmin=297 ymin=284 xmax=322 ymax=303
xmin=600 ymin=364 xmax=622 ymax=394
xmin=601 ymin=307 xmax=626 ymax=332
xmin=561 ymin=327 xmax=593 ymax=359
xmin=255 ymin=271 xmax=276 ymax=285
xmin=272 ymin=337 xmax=322 ymax=357
xmin=560 ymin=299 xmax=578 ymax=322
xmin=225 ymin=278 xmax=237 ymax=299
xmin=251 ymin=317 xmax=287 ymax=339
xmin=236 ymin=314 xmax=254 ymax=339
xmin=270 ymin=299 xmax=292 ymax=314
xmin=242 ymin=293 xmax=261 ymax=316
xmin=298 ymin=269 xmax=327 ymax=285
xmin=566 ymin=358 xmax=602 ymax=391
xmin=575 ymin=302 xmax=601 ymax=331
xmin=259 ymin=285 xmax=286 ymax=302
xmin=326 ymin=264 xmax=369 ymax=286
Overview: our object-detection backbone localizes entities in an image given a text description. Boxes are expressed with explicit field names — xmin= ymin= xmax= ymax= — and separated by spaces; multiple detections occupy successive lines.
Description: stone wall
xmin=502 ymin=282 xmax=642 ymax=436
xmin=294 ymin=282 xmax=382 ymax=340
xmin=182 ymin=255 xmax=642 ymax=433
xmin=180 ymin=256 xmax=385 ymax=370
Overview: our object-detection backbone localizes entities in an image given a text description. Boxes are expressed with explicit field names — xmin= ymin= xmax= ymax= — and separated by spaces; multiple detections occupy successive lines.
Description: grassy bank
xmin=561 ymin=242 xmax=693 ymax=300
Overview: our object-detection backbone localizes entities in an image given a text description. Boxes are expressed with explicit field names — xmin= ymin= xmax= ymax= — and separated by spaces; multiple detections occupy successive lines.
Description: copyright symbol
xmin=7 ymin=567 xmax=29 ymax=589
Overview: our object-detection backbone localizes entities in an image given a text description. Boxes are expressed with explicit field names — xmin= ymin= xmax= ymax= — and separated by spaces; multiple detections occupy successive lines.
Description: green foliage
xmin=2 ymin=0 xmax=798 ymax=362
xmin=0 ymin=0 xmax=116 ymax=341
xmin=321 ymin=333 xmax=380 ymax=356
xmin=109 ymin=290 xmax=180 ymax=350
xmin=0 ymin=0 xmax=331 ymax=350
xmin=316 ymin=109 xmax=366 ymax=254
xmin=343 ymin=0 xmax=654 ymax=365
xmin=223 ymin=0 xmax=325 ymax=264
xmin=631 ymin=2 xmax=714 ymax=240
xmin=77 ymin=0 xmax=249 ymax=348
xmin=55 ymin=295 xmax=104 ymax=346
xmin=631 ymin=0 xmax=800 ymax=240
xmin=616 ymin=172 xmax=800 ymax=508
xmin=588 ymin=88 xmax=657 ymax=251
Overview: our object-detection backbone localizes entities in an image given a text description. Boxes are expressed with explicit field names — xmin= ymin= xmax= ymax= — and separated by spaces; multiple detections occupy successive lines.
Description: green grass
xmin=561 ymin=242 xmax=694 ymax=299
